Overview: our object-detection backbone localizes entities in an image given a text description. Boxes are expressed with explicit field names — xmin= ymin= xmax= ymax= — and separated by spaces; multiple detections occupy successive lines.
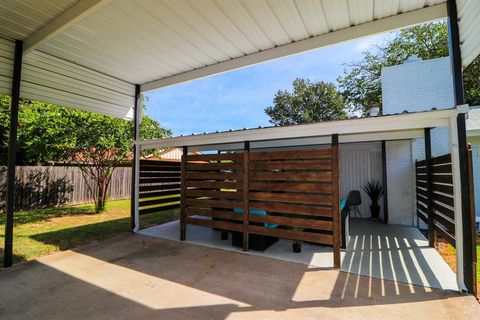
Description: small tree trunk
xmin=95 ymin=178 xmax=107 ymax=213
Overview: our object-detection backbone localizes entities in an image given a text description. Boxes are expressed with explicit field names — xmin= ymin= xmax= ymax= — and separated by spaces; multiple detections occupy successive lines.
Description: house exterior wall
xmin=385 ymin=140 xmax=415 ymax=226
xmin=339 ymin=142 xmax=383 ymax=219
xmin=381 ymin=57 xmax=454 ymax=226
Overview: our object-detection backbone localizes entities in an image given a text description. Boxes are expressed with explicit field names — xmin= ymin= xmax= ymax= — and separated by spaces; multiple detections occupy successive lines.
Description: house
xmin=1 ymin=1 xmax=480 ymax=317
xmin=381 ymin=55 xmax=480 ymax=228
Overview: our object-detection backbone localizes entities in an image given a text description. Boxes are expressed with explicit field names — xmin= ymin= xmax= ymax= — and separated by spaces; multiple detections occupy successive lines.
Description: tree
xmin=337 ymin=22 xmax=480 ymax=116
xmin=0 ymin=95 xmax=171 ymax=212
xmin=265 ymin=79 xmax=347 ymax=125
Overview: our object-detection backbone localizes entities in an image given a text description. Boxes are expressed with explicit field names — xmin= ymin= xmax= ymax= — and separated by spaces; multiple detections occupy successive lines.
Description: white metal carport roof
xmin=0 ymin=0 xmax=479 ymax=119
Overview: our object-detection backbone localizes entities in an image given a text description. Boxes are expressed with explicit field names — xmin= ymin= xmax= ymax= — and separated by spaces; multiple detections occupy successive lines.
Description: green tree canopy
xmin=265 ymin=78 xmax=347 ymax=125
xmin=337 ymin=21 xmax=480 ymax=116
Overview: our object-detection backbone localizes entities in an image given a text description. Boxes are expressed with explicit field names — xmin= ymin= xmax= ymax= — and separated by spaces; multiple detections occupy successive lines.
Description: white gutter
xmin=135 ymin=108 xmax=457 ymax=150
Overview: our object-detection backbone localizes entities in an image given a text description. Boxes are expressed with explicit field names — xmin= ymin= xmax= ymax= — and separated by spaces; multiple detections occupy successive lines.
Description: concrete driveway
xmin=0 ymin=233 xmax=478 ymax=320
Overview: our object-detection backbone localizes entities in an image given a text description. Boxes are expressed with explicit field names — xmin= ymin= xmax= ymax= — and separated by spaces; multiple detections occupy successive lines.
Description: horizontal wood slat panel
xmin=139 ymin=196 xmax=180 ymax=207
xmin=140 ymin=159 xmax=180 ymax=166
xmin=185 ymin=180 xmax=240 ymax=190
xmin=139 ymin=204 xmax=180 ymax=215
xmin=250 ymin=181 xmax=332 ymax=193
xmin=432 ymin=192 xmax=454 ymax=207
xmin=250 ymin=149 xmax=331 ymax=160
xmin=249 ymin=171 xmax=331 ymax=182
xmin=416 ymin=166 xmax=427 ymax=173
xmin=432 ymin=183 xmax=453 ymax=196
xmin=416 ymin=180 xmax=427 ymax=189
xmin=139 ymin=183 xmax=180 ymax=192
xmin=185 ymin=207 xmax=242 ymax=221
xmin=248 ymin=225 xmax=333 ymax=245
xmin=417 ymin=211 xmax=428 ymax=223
xmin=434 ymin=212 xmax=455 ymax=231
xmin=249 ymin=192 xmax=333 ymax=205
xmin=416 ymin=187 xmax=428 ymax=198
xmin=431 ymin=174 xmax=453 ymax=184
xmin=187 ymin=163 xmax=242 ymax=171
xmin=250 ymin=159 xmax=331 ymax=170
xmin=432 ymin=154 xmax=451 ymax=165
xmin=432 ymin=202 xmax=455 ymax=220
xmin=185 ymin=172 xmax=241 ymax=181
xmin=139 ymin=177 xmax=181 ymax=184
xmin=186 ymin=217 xmax=243 ymax=232
xmin=249 ymin=215 xmax=332 ymax=230
xmin=187 ymin=153 xmax=243 ymax=162
xmin=185 ymin=198 xmax=242 ymax=209
xmin=431 ymin=163 xmax=452 ymax=174
xmin=416 ymin=159 xmax=426 ymax=167
xmin=139 ymin=189 xmax=181 ymax=199
xmin=140 ymin=171 xmax=181 ymax=178
xmin=185 ymin=189 xmax=242 ymax=199
xmin=250 ymin=201 xmax=332 ymax=217
xmin=434 ymin=223 xmax=455 ymax=247
xmin=417 ymin=201 xmax=428 ymax=214
xmin=140 ymin=166 xmax=182 ymax=172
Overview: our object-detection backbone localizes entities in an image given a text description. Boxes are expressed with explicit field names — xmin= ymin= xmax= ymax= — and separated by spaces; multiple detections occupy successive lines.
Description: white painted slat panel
xmin=0 ymin=38 xmax=13 ymax=95
xmin=457 ymin=0 xmax=480 ymax=67
xmin=340 ymin=142 xmax=383 ymax=218
xmin=20 ymin=50 xmax=134 ymax=119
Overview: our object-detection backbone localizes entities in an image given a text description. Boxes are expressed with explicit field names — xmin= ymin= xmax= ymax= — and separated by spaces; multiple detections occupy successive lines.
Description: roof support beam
xmin=23 ymin=0 xmax=112 ymax=55
xmin=141 ymin=3 xmax=447 ymax=92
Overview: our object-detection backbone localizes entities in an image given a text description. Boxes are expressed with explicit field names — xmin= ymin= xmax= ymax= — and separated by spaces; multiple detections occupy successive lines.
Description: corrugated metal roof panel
xmin=0 ymin=0 xmax=77 ymax=40
xmin=457 ymin=0 xmax=480 ymax=67
xmin=33 ymin=0 xmax=448 ymax=85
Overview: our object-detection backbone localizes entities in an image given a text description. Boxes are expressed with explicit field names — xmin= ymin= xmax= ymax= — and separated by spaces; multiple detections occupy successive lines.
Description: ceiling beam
xmin=141 ymin=3 xmax=447 ymax=93
xmin=23 ymin=0 xmax=112 ymax=55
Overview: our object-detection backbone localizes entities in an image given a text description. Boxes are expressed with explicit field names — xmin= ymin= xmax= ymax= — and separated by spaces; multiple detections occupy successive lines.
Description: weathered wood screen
xmin=416 ymin=153 xmax=455 ymax=247
xmin=181 ymin=147 xmax=341 ymax=267
xmin=139 ymin=159 xmax=181 ymax=215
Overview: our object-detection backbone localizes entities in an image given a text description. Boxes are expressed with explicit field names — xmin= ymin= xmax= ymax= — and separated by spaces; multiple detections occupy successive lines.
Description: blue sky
xmin=145 ymin=33 xmax=389 ymax=136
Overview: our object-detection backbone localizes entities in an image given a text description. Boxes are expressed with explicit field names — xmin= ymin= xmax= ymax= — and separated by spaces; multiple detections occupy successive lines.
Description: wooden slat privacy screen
xmin=415 ymin=153 xmax=455 ymax=247
xmin=180 ymin=147 xmax=341 ymax=267
xmin=139 ymin=159 xmax=181 ymax=215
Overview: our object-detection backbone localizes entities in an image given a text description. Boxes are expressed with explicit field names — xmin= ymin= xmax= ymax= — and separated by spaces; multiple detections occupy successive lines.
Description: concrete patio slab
xmin=139 ymin=219 xmax=458 ymax=291
xmin=0 ymin=233 xmax=478 ymax=320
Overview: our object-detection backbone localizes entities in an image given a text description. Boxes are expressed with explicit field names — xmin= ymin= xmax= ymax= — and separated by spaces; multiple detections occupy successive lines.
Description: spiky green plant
xmin=363 ymin=180 xmax=384 ymax=206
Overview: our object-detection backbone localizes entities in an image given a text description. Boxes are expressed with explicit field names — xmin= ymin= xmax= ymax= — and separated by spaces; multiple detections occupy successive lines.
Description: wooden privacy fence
xmin=0 ymin=166 xmax=131 ymax=210
xmin=138 ymin=159 xmax=181 ymax=215
xmin=180 ymin=145 xmax=341 ymax=267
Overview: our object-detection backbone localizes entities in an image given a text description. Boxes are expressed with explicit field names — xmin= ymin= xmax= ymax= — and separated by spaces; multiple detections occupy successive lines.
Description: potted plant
xmin=362 ymin=180 xmax=384 ymax=219
xmin=292 ymin=226 xmax=303 ymax=253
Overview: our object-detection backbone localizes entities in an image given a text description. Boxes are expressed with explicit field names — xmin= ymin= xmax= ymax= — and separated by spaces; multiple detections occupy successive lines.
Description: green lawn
xmin=0 ymin=199 xmax=179 ymax=266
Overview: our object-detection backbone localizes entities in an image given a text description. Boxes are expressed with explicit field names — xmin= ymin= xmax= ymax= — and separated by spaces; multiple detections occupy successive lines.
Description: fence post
xmin=331 ymin=134 xmax=341 ymax=268
xmin=180 ymin=146 xmax=188 ymax=241
xmin=242 ymin=142 xmax=250 ymax=252
xmin=424 ymin=128 xmax=435 ymax=247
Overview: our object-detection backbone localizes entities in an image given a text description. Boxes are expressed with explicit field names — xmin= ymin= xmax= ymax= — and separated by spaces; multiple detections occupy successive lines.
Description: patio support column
xmin=4 ymin=40 xmax=23 ymax=268
xmin=242 ymin=141 xmax=250 ymax=252
xmin=381 ymin=141 xmax=388 ymax=224
xmin=180 ymin=146 xmax=188 ymax=241
xmin=331 ymin=134 xmax=341 ymax=268
xmin=447 ymin=0 xmax=474 ymax=293
xmin=131 ymin=84 xmax=141 ymax=232
xmin=424 ymin=128 xmax=435 ymax=247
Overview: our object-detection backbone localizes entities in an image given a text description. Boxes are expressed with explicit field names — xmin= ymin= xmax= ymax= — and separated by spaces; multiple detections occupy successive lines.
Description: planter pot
xmin=292 ymin=241 xmax=302 ymax=253
xmin=370 ymin=204 xmax=380 ymax=219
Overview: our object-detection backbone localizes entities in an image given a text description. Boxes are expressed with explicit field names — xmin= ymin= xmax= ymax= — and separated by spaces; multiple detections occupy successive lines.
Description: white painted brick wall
xmin=382 ymin=57 xmax=454 ymax=226
xmin=382 ymin=57 xmax=454 ymax=115
xmin=386 ymin=140 xmax=414 ymax=226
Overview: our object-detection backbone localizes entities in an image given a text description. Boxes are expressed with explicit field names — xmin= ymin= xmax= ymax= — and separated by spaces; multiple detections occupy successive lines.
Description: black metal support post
xmin=424 ymin=128 xmax=435 ymax=247
xmin=4 ymin=40 xmax=23 ymax=268
xmin=130 ymin=84 xmax=141 ymax=231
xmin=381 ymin=141 xmax=389 ymax=224
xmin=447 ymin=0 xmax=474 ymax=293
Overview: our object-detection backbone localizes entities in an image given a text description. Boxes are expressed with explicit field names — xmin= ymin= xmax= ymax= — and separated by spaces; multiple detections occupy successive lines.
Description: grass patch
xmin=0 ymin=199 xmax=179 ymax=266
